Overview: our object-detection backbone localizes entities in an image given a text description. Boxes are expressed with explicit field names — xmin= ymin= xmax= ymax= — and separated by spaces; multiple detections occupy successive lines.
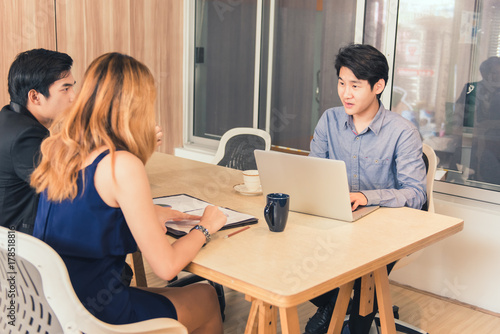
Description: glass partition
xmin=263 ymin=0 xmax=357 ymax=150
xmin=192 ymin=0 xmax=360 ymax=149
xmin=192 ymin=0 xmax=257 ymax=139
xmin=190 ymin=0 xmax=500 ymax=196
xmin=389 ymin=0 xmax=500 ymax=192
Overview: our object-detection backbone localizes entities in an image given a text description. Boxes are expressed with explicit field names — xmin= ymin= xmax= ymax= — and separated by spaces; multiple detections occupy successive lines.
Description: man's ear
xmin=374 ymin=79 xmax=386 ymax=95
xmin=27 ymin=89 xmax=42 ymax=105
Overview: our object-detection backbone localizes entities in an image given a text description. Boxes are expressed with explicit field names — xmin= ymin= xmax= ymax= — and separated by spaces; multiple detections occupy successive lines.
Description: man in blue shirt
xmin=306 ymin=44 xmax=426 ymax=334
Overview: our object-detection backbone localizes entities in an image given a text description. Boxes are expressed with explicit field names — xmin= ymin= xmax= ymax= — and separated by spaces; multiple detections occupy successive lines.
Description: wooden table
xmin=146 ymin=152 xmax=464 ymax=334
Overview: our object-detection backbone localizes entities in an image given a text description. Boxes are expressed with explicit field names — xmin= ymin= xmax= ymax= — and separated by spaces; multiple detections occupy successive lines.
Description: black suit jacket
xmin=0 ymin=102 xmax=48 ymax=234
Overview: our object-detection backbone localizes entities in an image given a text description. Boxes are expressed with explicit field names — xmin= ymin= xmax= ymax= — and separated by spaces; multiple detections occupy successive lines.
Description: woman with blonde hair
xmin=31 ymin=53 xmax=225 ymax=333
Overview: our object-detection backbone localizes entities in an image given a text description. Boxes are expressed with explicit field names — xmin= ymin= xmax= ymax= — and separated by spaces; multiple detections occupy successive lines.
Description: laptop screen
xmin=254 ymin=150 xmax=378 ymax=222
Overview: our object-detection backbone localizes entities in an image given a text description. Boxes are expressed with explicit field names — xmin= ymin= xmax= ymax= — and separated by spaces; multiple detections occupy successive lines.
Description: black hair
xmin=479 ymin=56 xmax=500 ymax=79
xmin=335 ymin=44 xmax=389 ymax=99
xmin=8 ymin=48 xmax=73 ymax=107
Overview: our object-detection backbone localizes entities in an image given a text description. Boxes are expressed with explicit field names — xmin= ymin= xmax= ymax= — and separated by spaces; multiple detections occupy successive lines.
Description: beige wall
xmin=0 ymin=0 xmax=57 ymax=103
xmin=0 ymin=0 xmax=183 ymax=154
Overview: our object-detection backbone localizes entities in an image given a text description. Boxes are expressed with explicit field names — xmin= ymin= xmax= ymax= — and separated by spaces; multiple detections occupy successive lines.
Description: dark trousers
xmin=310 ymin=262 xmax=396 ymax=334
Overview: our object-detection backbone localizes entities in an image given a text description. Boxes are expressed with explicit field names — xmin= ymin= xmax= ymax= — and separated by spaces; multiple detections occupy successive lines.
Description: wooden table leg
xmin=373 ymin=267 xmax=397 ymax=334
xmin=129 ymin=251 xmax=147 ymax=287
xmin=245 ymin=297 xmax=259 ymax=334
xmin=279 ymin=306 xmax=300 ymax=334
xmin=359 ymin=272 xmax=375 ymax=316
xmin=244 ymin=296 xmax=278 ymax=334
xmin=258 ymin=301 xmax=277 ymax=334
xmin=327 ymin=280 xmax=355 ymax=334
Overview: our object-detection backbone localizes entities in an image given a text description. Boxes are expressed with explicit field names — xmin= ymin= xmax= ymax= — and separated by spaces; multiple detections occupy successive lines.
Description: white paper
xmin=154 ymin=194 xmax=256 ymax=234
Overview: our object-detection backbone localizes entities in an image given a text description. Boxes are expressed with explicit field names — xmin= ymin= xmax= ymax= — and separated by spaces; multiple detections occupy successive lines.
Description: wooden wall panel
xmin=0 ymin=0 xmax=183 ymax=154
xmin=55 ymin=0 xmax=132 ymax=82
xmin=157 ymin=1 xmax=184 ymax=154
xmin=0 ymin=0 xmax=57 ymax=106
xmin=56 ymin=0 xmax=183 ymax=154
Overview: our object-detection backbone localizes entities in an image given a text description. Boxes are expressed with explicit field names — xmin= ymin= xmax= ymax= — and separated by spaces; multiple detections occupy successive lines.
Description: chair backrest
xmin=393 ymin=143 xmax=437 ymax=270
xmin=422 ymin=143 xmax=437 ymax=213
xmin=212 ymin=127 xmax=271 ymax=170
xmin=0 ymin=227 xmax=64 ymax=333
xmin=0 ymin=226 xmax=187 ymax=334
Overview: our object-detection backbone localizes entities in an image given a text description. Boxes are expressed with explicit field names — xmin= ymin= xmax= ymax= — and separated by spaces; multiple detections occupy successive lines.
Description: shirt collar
xmin=367 ymin=102 xmax=387 ymax=136
xmin=343 ymin=102 xmax=388 ymax=136
xmin=9 ymin=101 xmax=39 ymax=123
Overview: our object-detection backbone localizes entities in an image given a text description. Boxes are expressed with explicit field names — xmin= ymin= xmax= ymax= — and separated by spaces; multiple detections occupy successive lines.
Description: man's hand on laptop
xmin=350 ymin=192 xmax=368 ymax=211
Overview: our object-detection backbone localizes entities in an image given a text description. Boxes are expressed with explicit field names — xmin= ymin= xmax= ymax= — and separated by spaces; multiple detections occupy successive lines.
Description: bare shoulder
xmin=112 ymin=151 xmax=147 ymax=179
xmin=113 ymin=150 xmax=143 ymax=164
xmin=95 ymin=151 xmax=149 ymax=200
xmin=94 ymin=151 xmax=148 ymax=207
xmin=95 ymin=150 xmax=146 ymax=181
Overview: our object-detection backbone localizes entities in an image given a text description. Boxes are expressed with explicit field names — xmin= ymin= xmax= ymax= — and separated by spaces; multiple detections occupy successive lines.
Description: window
xmin=189 ymin=0 xmax=361 ymax=150
xmin=366 ymin=0 xmax=500 ymax=197
xmin=192 ymin=0 xmax=257 ymax=141
xmin=186 ymin=0 xmax=500 ymax=201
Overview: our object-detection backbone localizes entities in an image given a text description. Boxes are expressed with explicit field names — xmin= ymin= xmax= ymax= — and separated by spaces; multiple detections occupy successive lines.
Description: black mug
xmin=264 ymin=193 xmax=290 ymax=232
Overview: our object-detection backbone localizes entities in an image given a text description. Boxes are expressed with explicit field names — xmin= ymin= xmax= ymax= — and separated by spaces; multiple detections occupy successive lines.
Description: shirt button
xmin=356 ymin=137 xmax=360 ymax=140
xmin=375 ymin=159 xmax=379 ymax=163
xmin=354 ymin=174 xmax=358 ymax=178
xmin=353 ymin=155 xmax=357 ymax=159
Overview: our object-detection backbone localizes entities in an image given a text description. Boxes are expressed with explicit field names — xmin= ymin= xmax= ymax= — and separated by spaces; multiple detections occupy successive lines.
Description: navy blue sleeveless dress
xmin=33 ymin=151 xmax=177 ymax=324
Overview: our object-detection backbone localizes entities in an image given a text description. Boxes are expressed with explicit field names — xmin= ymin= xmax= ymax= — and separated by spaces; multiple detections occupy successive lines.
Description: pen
xmin=224 ymin=226 xmax=250 ymax=238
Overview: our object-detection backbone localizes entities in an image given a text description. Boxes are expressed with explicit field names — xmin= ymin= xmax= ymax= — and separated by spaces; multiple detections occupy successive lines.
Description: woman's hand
xmin=199 ymin=205 xmax=227 ymax=234
xmin=155 ymin=205 xmax=201 ymax=233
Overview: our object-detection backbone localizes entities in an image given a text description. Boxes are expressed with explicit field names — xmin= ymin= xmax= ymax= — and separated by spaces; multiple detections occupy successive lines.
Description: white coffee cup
xmin=242 ymin=170 xmax=261 ymax=192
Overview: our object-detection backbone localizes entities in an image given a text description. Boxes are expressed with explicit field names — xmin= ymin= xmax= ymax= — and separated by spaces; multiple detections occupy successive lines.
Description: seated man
xmin=0 ymin=49 xmax=75 ymax=234
xmin=306 ymin=44 xmax=426 ymax=334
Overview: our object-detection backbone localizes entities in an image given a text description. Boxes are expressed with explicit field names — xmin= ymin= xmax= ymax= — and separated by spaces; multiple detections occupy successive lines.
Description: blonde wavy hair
xmin=31 ymin=53 xmax=157 ymax=201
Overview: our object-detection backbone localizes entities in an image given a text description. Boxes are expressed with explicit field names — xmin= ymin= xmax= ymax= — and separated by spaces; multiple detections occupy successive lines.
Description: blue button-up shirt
xmin=310 ymin=103 xmax=426 ymax=209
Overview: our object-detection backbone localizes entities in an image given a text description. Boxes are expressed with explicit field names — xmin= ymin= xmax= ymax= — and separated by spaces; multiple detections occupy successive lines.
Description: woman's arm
xmin=95 ymin=151 xmax=227 ymax=280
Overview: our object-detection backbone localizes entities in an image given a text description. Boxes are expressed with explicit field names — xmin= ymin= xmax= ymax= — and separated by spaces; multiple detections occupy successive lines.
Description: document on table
xmin=154 ymin=194 xmax=258 ymax=238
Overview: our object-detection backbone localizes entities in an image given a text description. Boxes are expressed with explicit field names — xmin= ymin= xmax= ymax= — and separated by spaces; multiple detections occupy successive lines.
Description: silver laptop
xmin=254 ymin=150 xmax=379 ymax=222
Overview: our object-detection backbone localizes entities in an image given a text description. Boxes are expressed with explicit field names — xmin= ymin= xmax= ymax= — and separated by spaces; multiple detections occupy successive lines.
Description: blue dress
xmin=33 ymin=151 xmax=177 ymax=324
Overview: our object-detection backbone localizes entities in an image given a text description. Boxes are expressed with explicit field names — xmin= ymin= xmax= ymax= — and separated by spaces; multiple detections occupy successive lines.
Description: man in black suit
xmin=0 ymin=49 xmax=75 ymax=234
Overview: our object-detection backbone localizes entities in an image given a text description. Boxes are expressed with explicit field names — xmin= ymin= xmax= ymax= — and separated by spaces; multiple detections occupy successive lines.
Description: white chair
xmin=422 ymin=143 xmax=437 ymax=213
xmin=370 ymin=143 xmax=437 ymax=334
xmin=391 ymin=143 xmax=437 ymax=270
xmin=212 ymin=127 xmax=271 ymax=170
xmin=0 ymin=226 xmax=187 ymax=334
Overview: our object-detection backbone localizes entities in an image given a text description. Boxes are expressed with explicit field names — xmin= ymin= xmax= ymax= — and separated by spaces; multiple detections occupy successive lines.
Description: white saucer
xmin=233 ymin=184 xmax=263 ymax=196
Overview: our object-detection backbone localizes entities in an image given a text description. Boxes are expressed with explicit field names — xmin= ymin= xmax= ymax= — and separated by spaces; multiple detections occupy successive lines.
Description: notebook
xmin=154 ymin=194 xmax=258 ymax=238
xmin=254 ymin=150 xmax=379 ymax=222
